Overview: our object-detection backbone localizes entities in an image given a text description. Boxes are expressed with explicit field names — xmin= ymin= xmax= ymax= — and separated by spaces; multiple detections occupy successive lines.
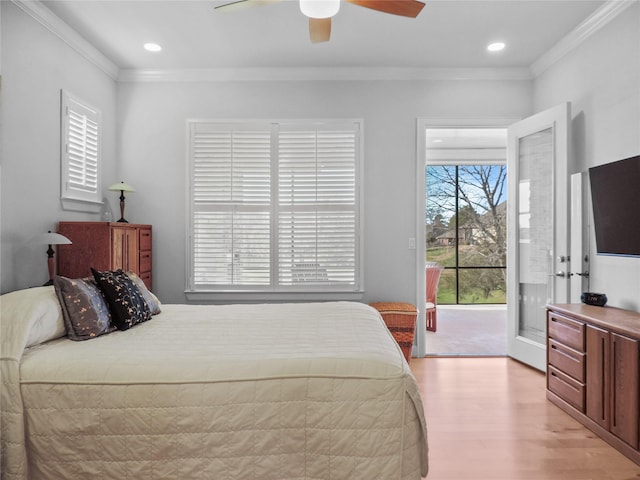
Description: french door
xmin=507 ymin=103 xmax=571 ymax=371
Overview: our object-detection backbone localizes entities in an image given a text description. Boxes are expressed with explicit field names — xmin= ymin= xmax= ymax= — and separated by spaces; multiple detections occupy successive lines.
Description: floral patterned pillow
xmin=126 ymin=271 xmax=161 ymax=315
xmin=53 ymin=276 xmax=113 ymax=341
xmin=91 ymin=268 xmax=152 ymax=331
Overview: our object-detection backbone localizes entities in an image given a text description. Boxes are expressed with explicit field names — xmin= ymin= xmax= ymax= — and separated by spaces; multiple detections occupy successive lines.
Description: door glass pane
xmin=457 ymin=166 xmax=507 ymax=268
xmin=428 ymin=165 xmax=508 ymax=305
xmin=517 ymin=127 xmax=553 ymax=344
xmin=459 ymin=268 xmax=507 ymax=304
xmin=426 ymin=165 xmax=457 ymax=290
xmin=436 ymin=268 xmax=456 ymax=304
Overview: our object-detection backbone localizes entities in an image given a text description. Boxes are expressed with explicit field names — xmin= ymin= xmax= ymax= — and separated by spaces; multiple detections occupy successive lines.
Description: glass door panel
xmin=517 ymin=128 xmax=553 ymax=345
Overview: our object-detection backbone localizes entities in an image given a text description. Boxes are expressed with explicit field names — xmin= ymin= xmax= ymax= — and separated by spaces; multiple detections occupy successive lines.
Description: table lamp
xmin=108 ymin=181 xmax=135 ymax=223
xmin=40 ymin=231 xmax=72 ymax=285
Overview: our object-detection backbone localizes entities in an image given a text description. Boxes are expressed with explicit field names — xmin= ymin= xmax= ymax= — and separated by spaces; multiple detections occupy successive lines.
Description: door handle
xmin=547 ymin=271 xmax=567 ymax=278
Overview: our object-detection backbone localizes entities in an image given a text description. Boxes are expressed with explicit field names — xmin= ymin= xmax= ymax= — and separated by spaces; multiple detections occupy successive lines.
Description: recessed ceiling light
xmin=487 ymin=42 xmax=506 ymax=52
xmin=144 ymin=43 xmax=162 ymax=52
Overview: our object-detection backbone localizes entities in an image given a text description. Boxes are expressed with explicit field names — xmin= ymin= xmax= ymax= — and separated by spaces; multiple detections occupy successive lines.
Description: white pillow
xmin=1 ymin=286 xmax=66 ymax=349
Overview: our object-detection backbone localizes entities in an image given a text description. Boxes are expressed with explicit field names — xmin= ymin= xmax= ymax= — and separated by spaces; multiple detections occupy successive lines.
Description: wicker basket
xmin=369 ymin=302 xmax=418 ymax=363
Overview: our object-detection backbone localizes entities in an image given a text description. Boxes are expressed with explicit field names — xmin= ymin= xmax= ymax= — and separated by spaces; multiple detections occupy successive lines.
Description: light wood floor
xmin=411 ymin=357 xmax=640 ymax=480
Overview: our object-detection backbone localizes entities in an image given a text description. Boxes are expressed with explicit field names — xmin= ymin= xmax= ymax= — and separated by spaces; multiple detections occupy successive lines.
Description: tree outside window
xmin=426 ymin=164 xmax=507 ymax=304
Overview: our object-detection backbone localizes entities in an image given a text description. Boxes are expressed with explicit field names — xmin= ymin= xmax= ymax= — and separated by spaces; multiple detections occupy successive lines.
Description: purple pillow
xmin=53 ymin=276 xmax=112 ymax=341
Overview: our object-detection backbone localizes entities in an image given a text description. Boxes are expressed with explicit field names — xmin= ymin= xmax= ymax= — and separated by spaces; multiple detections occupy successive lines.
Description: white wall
xmin=117 ymin=78 xmax=532 ymax=304
xmin=533 ymin=3 xmax=640 ymax=311
xmin=0 ymin=3 xmax=118 ymax=293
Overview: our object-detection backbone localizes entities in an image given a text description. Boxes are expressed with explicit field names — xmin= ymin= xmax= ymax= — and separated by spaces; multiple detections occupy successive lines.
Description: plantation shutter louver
xmin=188 ymin=120 xmax=361 ymax=293
xmin=61 ymin=91 xmax=101 ymax=204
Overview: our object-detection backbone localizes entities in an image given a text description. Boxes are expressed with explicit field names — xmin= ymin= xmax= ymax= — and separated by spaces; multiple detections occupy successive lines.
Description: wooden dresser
xmin=57 ymin=222 xmax=153 ymax=290
xmin=547 ymin=303 xmax=640 ymax=465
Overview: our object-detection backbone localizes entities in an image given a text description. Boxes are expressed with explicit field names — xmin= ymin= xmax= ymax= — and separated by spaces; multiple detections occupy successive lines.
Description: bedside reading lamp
xmin=40 ymin=231 xmax=72 ymax=286
xmin=108 ymin=181 xmax=135 ymax=223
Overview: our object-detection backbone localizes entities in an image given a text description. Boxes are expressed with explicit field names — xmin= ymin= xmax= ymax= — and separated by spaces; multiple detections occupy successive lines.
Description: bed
xmin=1 ymin=285 xmax=428 ymax=480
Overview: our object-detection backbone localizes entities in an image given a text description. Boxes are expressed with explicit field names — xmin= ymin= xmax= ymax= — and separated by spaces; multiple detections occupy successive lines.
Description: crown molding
xmin=16 ymin=0 xmax=629 ymax=84
xmin=117 ymin=67 xmax=533 ymax=83
xmin=11 ymin=0 xmax=119 ymax=80
xmin=531 ymin=0 xmax=637 ymax=77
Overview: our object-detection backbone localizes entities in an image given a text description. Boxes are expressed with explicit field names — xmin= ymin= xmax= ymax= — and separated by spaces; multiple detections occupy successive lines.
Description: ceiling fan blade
xmin=215 ymin=0 xmax=281 ymax=13
xmin=309 ymin=18 xmax=331 ymax=43
xmin=345 ymin=0 xmax=425 ymax=18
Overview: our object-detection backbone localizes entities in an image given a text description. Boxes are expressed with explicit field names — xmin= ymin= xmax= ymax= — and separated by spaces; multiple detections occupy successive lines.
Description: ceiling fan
xmin=215 ymin=0 xmax=426 ymax=43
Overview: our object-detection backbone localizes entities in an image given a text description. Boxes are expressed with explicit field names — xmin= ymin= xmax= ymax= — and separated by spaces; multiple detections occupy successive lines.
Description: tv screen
xmin=589 ymin=155 xmax=640 ymax=257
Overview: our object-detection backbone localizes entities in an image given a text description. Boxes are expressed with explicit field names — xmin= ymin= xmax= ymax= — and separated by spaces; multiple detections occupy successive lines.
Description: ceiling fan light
xmin=300 ymin=0 xmax=340 ymax=19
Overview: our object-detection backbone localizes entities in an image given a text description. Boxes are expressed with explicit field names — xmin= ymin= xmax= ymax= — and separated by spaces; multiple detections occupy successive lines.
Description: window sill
xmin=61 ymin=197 xmax=103 ymax=214
xmin=184 ymin=290 xmax=365 ymax=303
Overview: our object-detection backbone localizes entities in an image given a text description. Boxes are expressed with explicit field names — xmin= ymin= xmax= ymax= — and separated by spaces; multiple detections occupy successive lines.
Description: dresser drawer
xmin=548 ymin=339 xmax=585 ymax=382
xmin=548 ymin=312 xmax=585 ymax=351
xmin=139 ymin=250 xmax=152 ymax=273
xmin=139 ymin=228 xmax=152 ymax=251
xmin=548 ymin=365 xmax=585 ymax=412
xmin=139 ymin=271 xmax=152 ymax=291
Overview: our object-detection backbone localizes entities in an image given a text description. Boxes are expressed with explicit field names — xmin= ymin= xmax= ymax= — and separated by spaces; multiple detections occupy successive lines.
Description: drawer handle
xmin=550 ymin=370 xmax=580 ymax=393
xmin=550 ymin=344 xmax=579 ymax=362
xmin=551 ymin=323 xmax=580 ymax=333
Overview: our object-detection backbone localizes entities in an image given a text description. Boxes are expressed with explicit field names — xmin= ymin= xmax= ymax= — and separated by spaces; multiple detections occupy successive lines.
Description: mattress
xmin=1 ymin=288 xmax=428 ymax=479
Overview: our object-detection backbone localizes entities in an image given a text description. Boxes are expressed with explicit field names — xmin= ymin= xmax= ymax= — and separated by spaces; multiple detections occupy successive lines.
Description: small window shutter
xmin=61 ymin=91 xmax=101 ymax=204
xmin=277 ymin=124 xmax=359 ymax=288
xmin=190 ymin=123 xmax=272 ymax=287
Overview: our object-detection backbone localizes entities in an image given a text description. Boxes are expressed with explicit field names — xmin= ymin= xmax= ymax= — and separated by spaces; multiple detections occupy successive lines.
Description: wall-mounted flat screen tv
xmin=589 ymin=155 xmax=640 ymax=257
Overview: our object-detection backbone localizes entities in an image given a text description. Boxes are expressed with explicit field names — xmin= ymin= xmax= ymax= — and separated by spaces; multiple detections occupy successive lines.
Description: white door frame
xmin=415 ymin=117 xmax=521 ymax=358
xmin=570 ymin=172 xmax=590 ymax=302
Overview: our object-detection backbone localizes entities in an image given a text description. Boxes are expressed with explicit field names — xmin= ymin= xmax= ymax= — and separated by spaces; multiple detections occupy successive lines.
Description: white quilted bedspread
xmin=2 ymin=288 xmax=428 ymax=480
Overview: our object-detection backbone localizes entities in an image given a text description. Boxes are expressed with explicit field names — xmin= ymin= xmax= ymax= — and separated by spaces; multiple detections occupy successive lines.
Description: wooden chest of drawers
xmin=57 ymin=222 xmax=153 ymax=290
xmin=547 ymin=304 xmax=640 ymax=466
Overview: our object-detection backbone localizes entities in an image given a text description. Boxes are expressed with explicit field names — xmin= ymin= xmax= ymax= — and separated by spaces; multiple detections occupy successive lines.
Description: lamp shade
xmin=108 ymin=181 xmax=135 ymax=193
xmin=39 ymin=231 xmax=72 ymax=246
xmin=299 ymin=0 xmax=340 ymax=18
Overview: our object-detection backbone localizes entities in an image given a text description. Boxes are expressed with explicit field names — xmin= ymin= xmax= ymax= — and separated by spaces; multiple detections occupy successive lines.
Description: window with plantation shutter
xmin=187 ymin=120 xmax=363 ymax=296
xmin=60 ymin=91 xmax=101 ymax=206
xmin=277 ymin=126 xmax=358 ymax=287
xmin=190 ymin=123 xmax=272 ymax=287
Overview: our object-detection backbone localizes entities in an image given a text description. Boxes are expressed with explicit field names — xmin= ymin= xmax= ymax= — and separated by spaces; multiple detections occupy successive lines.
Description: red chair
xmin=426 ymin=265 xmax=444 ymax=332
